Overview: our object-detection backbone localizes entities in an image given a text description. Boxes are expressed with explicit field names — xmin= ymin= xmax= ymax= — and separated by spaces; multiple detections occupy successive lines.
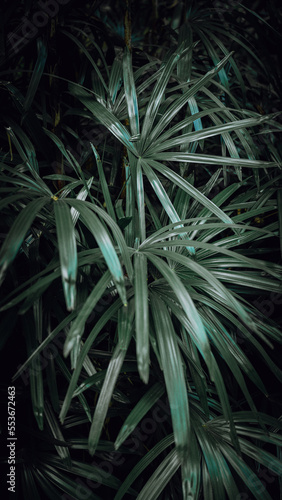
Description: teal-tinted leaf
xmin=39 ymin=463 xmax=101 ymax=500
xmin=88 ymin=301 xmax=134 ymax=455
xmin=146 ymin=253 xmax=211 ymax=367
xmin=1 ymin=249 xmax=106 ymax=313
xmin=150 ymin=263 xmax=239 ymax=451
xmin=202 ymin=309 xmax=258 ymax=411
xmin=125 ymin=160 xmax=134 ymax=246
xmin=69 ymin=86 xmax=138 ymax=154
xmin=117 ymin=299 xmax=135 ymax=351
xmin=64 ymin=270 xmax=112 ymax=360
xmin=70 ymin=176 xmax=94 ymax=226
xmin=114 ymin=434 xmax=175 ymax=500
xmin=140 ymin=225 xmax=280 ymax=279
xmin=72 ymin=369 xmax=129 ymax=404
xmin=149 ymin=114 xmax=275 ymax=154
xmin=219 ymin=443 xmax=273 ymax=500
xmin=146 ymin=107 xmax=223 ymax=153
xmin=56 ymin=354 xmax=92 ymax=422
xmin=1 ymin=267 xmax=62 ymax=313
xmin=187 ymin=95 xmax=202 ymax=132
xmin=178 ymin=326 xmax=209 ymax=418
xmin=142 ymin=159 xmax=195 ymax=255
xmin=198 ymin=30 xmax=230 ymax=89
xmin=194 ymin=419 xmax=232 ymax=500
xmin=0 ymin=171 xmax=46 ymax=194
xmin=59 ymin=297 xmax=123 ymax=423
xmin=213 ymin=450 xmax=241 ymax=500
xmin=207 ymin=357 xmax=240 ymax=452
xmin=0 ymin=192 xmax=33 ymax=211
xmin=34 ymin=468 xmax=80 ymax=500
xmin=83 ymin=201 xmax=133 ymax=282
xmin=23 ymin=39 xmax=47 ymax=112
xmin=137 ymin=448 xmax=180 ymax=500
xmin=177 ymin=23 xmax=193 ymax=82
xmin=123 ymin=47 xmax=140 ymax=137
xmin=150 ymin=294 xmax=190 ymax=463
xmin=12 ymin=310 xmax=77 ymax=381
xmin=90 ymin=143 xmax=116 ymax=222
xmin=134 ymin=251 xmax=150 ymax=383
xmin=44 ymin=128 xmax=80 ymax=176
xmin=148 ymin=248 xmax=251 ymax=325
xmin=54 ymin=200 xmax=78 ymax=311
xmin=237 ymin=437 xmax=282 ymax=476
xmin=141 ymin=159 xmax=181 ymax=224
xmin=24 ymin=320 xmax=44 ymax=431
xmin=44 ymin=399 xmax=71 ymax=466
xmin=0 ymin=197 xmax=48 ymax=283
xmin=150 ymin=152 xmax=276 ymax=169
xmin=64 ymin=199 xmax=127 ymax=305
xmin=115 ymin=382 xmax=164 ymax=450
xmin=5 ymin=126 xmax=44 ymax=179
xmin=147 ymin=52 xmax=234 ymax=146
xmin=136 ymin=158 xmax=146 ymax=242
xmin=140 ymin=43 xmax=187 ymax=149
xmin=109 ymin=52 xmax=123 ymax=105
xmin=145 ymin=159 xmax=235 ymax=226
xmin=43 ymin=454 xmax=125 ymax=492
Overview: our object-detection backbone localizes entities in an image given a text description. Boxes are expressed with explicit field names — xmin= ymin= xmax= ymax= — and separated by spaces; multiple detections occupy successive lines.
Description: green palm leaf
xmin=146 ymin=52 xmax=234 ymax=147
xmin=23 ymin=39 xmax=47 ymax=113
xmin=59 ymin=296 xmax=123 ymax=424
xmin=144 ymin=159 xmax=236 ymax=226
xmin=150 ymin=293 xmax=193 ymax=496
xmin=69 ymin=84 xmax=138 ymax=155
xmin=137 ymin=448 xmax=180 ymax=500
xmin=0 ymin=197 xmax=49 ymax=283
xmin=123 ymin=47 xmax=140 ymax=138
xmin=64 ymin=199 xmax=127 ymax=306
xmin=114 ymin=434 xmax=175 ymax=500
xmin=134 ymin=251 xmax=150 ymax=383
xmin=88 ymin=300 xmax=134 ymax=455
xmin=115 ymin=382 xmax=164 ymax=450
xmin=63 ymin=270 xmax=112 ymax=362
xmin=54 ymin=200 xmax=78 ymax=311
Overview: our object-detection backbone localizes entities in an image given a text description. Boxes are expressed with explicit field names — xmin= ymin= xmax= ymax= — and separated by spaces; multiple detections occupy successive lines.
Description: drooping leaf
xmin=63 ymin=270 xmax=112 ymax=360
xmin=134 ymin=251 xmax=150 ymax=383
xmin=150 ymin=293 xmax=192 ymax=495
xmin=64 ymin=199 xmax=127 ymax=306
xmin=115 ymin=382 xmax=164 ymax=450
xmin=54 ymin=199 xmax=78 ymax=311
xmin=123 ymin=47 xmax=140 ymax=138
xmin=0 ymin=197 xmax=49 ymax=284
xmin=88 ymin=300 xmax=134 ymax=455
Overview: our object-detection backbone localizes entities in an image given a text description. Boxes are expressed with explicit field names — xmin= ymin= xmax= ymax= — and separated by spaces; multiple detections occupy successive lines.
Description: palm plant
xmin=1 ymin=1 xmax=282 ymax=499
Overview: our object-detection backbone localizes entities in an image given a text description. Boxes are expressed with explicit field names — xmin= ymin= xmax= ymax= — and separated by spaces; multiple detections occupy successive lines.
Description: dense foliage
xmin=0 ymin=1 xmax=282 ymax=499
